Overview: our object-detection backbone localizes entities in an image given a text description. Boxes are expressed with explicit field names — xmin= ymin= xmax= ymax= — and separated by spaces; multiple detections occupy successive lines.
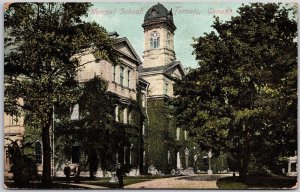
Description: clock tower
xmin=140 ymin=3 xmax=187 ymax=174
xmin=142 ymin=3 xmax=176 ymax=68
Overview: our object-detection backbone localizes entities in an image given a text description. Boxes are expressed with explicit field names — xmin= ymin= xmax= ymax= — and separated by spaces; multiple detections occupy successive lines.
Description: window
xmin=120 ymin=66 xmax=124 ymax=86
xmin=35 ymin=142 xmax=42 ymax=164
xmin=164 ymin=82 xmax=168 ymax=95
xmin=127 ymin=69 xmax=130 ymax=88
xmin=150 ymin=31 xmax=160 ymax=49
xmin=113 ymin=64 xmax=116 ymax=82
xmin=10 ymin=114 xmax=18 ymax=126
xmin=167 ymin=32 xmax=171 ymax=47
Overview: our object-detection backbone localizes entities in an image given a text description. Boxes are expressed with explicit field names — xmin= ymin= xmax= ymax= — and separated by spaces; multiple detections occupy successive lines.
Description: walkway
xmin=125 ymin=174 xmax=230 ymax=189
xmin=58 ymin=182 xmax=107 ymax=189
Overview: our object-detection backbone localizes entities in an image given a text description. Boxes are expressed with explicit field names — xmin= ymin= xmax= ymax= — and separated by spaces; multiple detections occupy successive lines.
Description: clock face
xmin=152 ymin=32 xmax=159 ymax=37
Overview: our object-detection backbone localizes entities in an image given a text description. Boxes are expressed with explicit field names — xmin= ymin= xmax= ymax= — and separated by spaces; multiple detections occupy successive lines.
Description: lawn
xmin=216 ymin=177 xmax=249 ymax=189
xmin=217 ymin=176 xmax=297 ymax=189
xmin=81 ymin=175 xmax=172 ymax=188
xmin=5 ymin=175 xmax=168 ymax=189
xmin=5 ymin=182 xmax=89 ymax=189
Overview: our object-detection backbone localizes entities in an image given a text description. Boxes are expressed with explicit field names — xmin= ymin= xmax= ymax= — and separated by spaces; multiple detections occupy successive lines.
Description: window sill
xmin=112 ymin=81 xmax=136 ymax=92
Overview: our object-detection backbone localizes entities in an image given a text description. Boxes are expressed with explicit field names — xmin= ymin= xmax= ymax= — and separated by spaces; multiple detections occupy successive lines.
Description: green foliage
xmin=55 ymin=76 xmax=142 ymax=176
xmin=4 ymin=3 xmax=119 ymax=185
xmin=145 ymin=98 xmax=196 ymax=173
xmin=217 ymin=175 xmax=297 ymax=189
xmin=217 ymin=177 xmax=248 ymax=190
xmin=173 ymin=3 xmax=297 ymax=177
xmin=5 ymin=138 xmax=38 ymax=188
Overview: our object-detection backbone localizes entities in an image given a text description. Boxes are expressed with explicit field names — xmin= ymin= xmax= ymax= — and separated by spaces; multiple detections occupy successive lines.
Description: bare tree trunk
xmin=41 ymin=115 xmax=52 ymax=187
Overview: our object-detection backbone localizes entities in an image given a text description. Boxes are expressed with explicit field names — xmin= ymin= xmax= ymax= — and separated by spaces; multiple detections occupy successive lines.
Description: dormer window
xmin=150 ymin=31 xmax=160 ymax=49
xmin=151 ymin=9 xmax=158 ymax=16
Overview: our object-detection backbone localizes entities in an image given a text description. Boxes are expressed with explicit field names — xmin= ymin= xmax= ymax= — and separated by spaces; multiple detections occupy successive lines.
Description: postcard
xmin=3 ymin=1 xmax=298 ymax=189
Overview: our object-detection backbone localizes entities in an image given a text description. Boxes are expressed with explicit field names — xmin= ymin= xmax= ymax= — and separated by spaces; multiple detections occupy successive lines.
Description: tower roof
xmin=144 ymin=3 xmax=171 ymax=21
xmin=143 ymin=3 xmax=176 ymax=32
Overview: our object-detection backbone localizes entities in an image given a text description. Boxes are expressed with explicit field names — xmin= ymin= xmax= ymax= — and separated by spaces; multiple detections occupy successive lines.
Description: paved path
xmin=125 ymin=174 xmax=231 ymax=189
xmin=58 ymin=182 xmax=107 ymax=189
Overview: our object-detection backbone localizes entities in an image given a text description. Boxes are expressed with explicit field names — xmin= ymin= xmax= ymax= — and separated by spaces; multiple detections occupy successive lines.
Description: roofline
xmin=114 ymin=37 xmax=142 ymax=65
xmin=138 ymin=77 xmax=150 ymax=85
xmin=139 ymin=61 xmax=186 ymax=77
xmin=163 ymin=61 xmax=186 ymax=76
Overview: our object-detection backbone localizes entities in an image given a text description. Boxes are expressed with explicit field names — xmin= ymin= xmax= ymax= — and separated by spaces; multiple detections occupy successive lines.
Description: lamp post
xmin=51 ymin=105 xmax=55 ymax=177
xmin=208 ymin=150 xmax=212 ymax=175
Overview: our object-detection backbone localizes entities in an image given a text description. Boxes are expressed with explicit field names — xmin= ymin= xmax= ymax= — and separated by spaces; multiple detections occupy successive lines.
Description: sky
xmin=84 ymin=2 xmax=244 ymax=69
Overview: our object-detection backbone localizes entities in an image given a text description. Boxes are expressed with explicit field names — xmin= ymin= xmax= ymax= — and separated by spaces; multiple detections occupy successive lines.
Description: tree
xmin=55 ymin=76 xmax=119 ymax=177
xmin=4 ymin=3 xmax=118 ymax=186
xmin=76 ymin=76 xmax=116 ymax=178
xmin=172 ymin=3 xmax=297 ymax=177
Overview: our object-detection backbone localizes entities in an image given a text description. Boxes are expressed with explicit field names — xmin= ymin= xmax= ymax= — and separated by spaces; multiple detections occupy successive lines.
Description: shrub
xmin=245 ymin=175 xmax=297 ymax=188
xmin=5 ymin=139 xmax=38 ymax=188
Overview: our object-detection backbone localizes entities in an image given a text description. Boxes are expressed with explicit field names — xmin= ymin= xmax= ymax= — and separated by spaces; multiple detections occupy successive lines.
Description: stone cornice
xmin=142 ymin=19 xmax=176 ymax=32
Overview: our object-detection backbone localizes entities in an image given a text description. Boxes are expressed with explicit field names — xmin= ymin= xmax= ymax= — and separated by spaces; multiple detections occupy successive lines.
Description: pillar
xmin=115 ymin=105 xmax=119 ymax=122
xmin=177 ymin=152 xmax=182 ymax=169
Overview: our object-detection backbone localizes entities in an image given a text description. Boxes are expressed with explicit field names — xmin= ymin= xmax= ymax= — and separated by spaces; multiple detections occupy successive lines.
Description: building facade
xmin=55 ymin=34 xmax=145 ymax=176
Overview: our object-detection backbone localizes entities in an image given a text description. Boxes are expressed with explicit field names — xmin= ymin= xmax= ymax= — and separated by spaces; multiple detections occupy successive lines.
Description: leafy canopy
xmin=172 ymin=3 xmax=297 ymax=175
xmin=4 ymin=2 xmax=119 ymax=185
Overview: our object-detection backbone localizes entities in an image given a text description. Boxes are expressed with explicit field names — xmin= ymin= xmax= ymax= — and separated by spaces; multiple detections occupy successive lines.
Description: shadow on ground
xmin=176 ymin=175 xmax=229 ymax=181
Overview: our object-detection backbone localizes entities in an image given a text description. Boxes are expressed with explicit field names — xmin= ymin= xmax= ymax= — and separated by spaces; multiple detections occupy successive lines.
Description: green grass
xmin=81 ymin=175 xmax=169 ymax=188
xmin=5 ymin=182 xmax=89 ymax=189
xmin=217 ymin=177 xmax=248 ymax=189
xmin=217 ymin=176 xmax=297 ymax=189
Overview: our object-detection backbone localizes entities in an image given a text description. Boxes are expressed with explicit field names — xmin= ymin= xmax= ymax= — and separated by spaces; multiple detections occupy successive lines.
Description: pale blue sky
xmin=84 ymin=2 xmax=241 ymax=68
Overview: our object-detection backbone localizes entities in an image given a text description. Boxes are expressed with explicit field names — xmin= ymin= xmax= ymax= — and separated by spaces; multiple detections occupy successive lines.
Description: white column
xmin=115 ymin=105 xmax=119 ymax=122
xmin=185 ymin=147 xmax=189 ymax=168
xmin=176 ymin=128 xmax=180 ymax=140
xmin=124 ymin=107 xmax=128 ymax=124
xmin=208 ymin=150 xmax=212 ymax=175
xmin=168 ymin=151 xmax=170 ymax=164
xmin=71 ymin=104 xmax=79 ymax=120
xmin=288 ymin=160 xmax=291 ymax=174
xmin=177 ymin=152 xmax=182 ymax=169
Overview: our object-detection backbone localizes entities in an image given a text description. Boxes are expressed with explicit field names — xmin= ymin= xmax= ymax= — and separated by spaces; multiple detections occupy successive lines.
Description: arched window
xmin=35 ymin=141 xmax=42 ymax=164
xmin=150 ymin=31 xmax=160 ymax=49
